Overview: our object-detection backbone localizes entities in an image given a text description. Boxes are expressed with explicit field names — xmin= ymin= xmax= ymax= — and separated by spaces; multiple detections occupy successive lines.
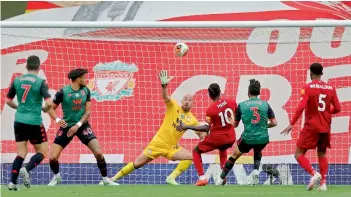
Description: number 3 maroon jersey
xmin=205 ymin=98 xmax=237 ymax=138
xmin=291 ymin=80 xmax=341 ymax=133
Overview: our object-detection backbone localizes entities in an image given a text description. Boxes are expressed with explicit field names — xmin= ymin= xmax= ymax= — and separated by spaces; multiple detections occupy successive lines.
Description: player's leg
xmin=111 ymin=152 xmax=154 ymax=182
xmin=110 ymin=143 xmax=158 ymax=182
xmin=193 ymin=137 xmax=216 ymax=186
xmin=20 ymin=124 xmax=49 ymax=188
xmin=75 ymin=124 xmax=117 ymax=185
xmin=48 ymin=128 xmax=72 ymax=186
xmin=295 ymin=130 xmax=321 ymax=190
xmin=216 ymin=139 xmax=247 ymax=185
xmin=165 ymin=146 xmax=192 ymax=185
xmin=9 ymin=122 xmax=29 ymax=191
xmin=317 ymin=133 xmax=331 ymax=191
xmin=10 ymin=141 xmax=28 ymax=190
xmin=219 ymin=149 xmax=228 ymax=170
xmin=251 ymin=143 xmax=268 ymax=186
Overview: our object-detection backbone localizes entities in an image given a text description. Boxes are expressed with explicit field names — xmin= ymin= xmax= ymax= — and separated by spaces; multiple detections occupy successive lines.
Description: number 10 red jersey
xmin=205 ymin=98 xmax=237 ymax=138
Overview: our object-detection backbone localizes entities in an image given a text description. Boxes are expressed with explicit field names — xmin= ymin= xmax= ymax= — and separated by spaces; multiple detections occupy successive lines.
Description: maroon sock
xmin=193 ymin=148 xmax=204 ymax=176
xmin=25 ymin=153 xmax=44 ymax=172
xmin=318 ymin=156 xmax=328 ymax=181
xmin=11 ymin=156 xmax=24 ymax=184
xmin=219 ymin=150 xmax=227 ymax=169
xmin=296 ymin=154 xmax=315 ymax=176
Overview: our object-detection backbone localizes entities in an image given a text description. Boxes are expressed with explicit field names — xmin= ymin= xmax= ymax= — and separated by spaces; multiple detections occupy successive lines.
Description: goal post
xmin=1 ymin=20 xmax=350 ymax=185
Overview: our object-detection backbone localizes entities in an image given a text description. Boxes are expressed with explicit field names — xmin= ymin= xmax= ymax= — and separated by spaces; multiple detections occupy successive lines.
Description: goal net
xmin=1 ymin=21 xmax=351 ymax=185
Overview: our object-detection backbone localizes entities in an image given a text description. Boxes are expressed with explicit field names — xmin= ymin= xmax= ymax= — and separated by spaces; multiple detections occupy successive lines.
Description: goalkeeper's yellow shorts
xmin=143 ymin=142 xmax=182 ymax=160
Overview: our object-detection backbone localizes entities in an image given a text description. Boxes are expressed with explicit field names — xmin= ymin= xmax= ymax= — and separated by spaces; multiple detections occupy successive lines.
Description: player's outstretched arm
xmin=159 ymin=70 xmax=174 ymax=103
xmin=281 ymin=90 xmax=308 ymax=135
xmin=5 ymin=81 xmax=17 ymax=109
xmin=177 ymin=123 xmax=210 ymax=133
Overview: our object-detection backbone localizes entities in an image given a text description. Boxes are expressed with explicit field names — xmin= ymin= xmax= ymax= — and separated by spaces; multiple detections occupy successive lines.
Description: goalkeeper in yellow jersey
xmin=109 ymin=70 xmax=203 ymax=185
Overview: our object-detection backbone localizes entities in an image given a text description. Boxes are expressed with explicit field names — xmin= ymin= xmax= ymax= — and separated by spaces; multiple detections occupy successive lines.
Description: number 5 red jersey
xmin=205 ymin=98 xmax=237 ymax=137
xmin=291 ymin=80 xmax=341 ymax=133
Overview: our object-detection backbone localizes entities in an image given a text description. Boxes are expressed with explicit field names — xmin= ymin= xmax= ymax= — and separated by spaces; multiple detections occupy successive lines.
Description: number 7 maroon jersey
xmin=205 ymin=98 xmax=237 ymax=138
xmin=291 ymin=80 xmax=341 ymax=133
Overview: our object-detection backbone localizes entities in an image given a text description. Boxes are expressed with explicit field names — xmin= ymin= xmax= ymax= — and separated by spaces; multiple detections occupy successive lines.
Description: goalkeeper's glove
xmin=159 ymin=70 xmax=174 ymax=87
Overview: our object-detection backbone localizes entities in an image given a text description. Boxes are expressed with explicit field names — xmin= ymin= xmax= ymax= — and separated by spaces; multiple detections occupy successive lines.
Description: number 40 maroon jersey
xmin=205 ymin=98 xmax=237 ymax=137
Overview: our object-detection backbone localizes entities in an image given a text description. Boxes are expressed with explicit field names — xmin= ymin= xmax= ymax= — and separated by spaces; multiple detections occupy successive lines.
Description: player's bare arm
xmin=330 ymin=88 xmax=341 ymax=114
xmin=178 ymin=123 xmax=209 ymax=133
xmin=48 ymin=90 xmax=68 ymax=128
xmin=281 ymin=88 xmax=308 ymax=135
xmin=5 ymin=98 xmax=18 ymax=109
xmin=67 ymin=101 xmax=91 ymax=137
xmin=40 ymin=80 xmax=53 ymax=112
xmin=267 ymin=104 xmax=277 ymax=128
xmin=268 ymin=118 xmax=278 ymax=128
xmin=159 ymin=70 xmax=174 ymax=103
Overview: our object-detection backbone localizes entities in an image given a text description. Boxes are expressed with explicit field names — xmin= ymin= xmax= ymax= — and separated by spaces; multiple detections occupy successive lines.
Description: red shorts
xmin=296 ymin=128 xmax=331 ymax=152
xmin=197 ymin=134 xmax=235 ymax=153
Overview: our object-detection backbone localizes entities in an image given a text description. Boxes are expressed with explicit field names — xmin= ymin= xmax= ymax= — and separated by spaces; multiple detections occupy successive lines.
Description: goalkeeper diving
xmin=106 ymin=70 xmax=203 ymax=185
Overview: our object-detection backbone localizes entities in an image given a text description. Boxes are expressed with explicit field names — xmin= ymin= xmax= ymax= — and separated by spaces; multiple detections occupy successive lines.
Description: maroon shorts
xmin=296 ymin=128 xmax=331 ymax=152
xmin=197 ymin=135 xmax=235 ymax=153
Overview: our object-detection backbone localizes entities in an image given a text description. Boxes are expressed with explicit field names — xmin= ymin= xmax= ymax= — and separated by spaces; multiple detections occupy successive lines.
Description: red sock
xmin=193 ymin=149 xmax=204 ymax=176
xmin=296 ymin=154 xmax=315 ymax=176
xmin=318 ymin=156 xmax=328 ymax=181
xmin=219 ymin=150 xmax=228 ymax=169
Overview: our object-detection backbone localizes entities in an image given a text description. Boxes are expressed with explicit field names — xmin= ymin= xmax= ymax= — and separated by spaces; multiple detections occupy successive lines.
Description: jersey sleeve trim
xmin=6 ymin=81 xmax=16 ymax=100
xmin=53 ymin=89 xmax=64 ymax=105
xmin=235 ymin=104 xmax=242 ymax=122
xmin=40 ymin=80 xmax=51 ymax=99
xmin=267 ymin=103 xmax=275 ymax=119
xmin=86 ymin=88 xmax=91 ymax=102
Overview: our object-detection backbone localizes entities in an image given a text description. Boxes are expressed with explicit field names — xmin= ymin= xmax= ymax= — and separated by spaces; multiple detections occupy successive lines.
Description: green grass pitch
xmin=2 ymin=185 xmax=350 ymax=197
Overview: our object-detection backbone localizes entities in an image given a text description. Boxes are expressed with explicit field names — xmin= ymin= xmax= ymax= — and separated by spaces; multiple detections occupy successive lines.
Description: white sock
xmin=199 ymin=175 xmax=206 ymax=180
xmin=102 ymin=177 xmax=109 ymax=182
xmin=54 ymin=173 xmax=61 ymax=178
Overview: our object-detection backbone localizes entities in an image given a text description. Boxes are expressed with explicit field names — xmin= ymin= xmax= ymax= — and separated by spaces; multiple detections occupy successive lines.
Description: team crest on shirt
xmin=88 ymin=60 xmax=138 ymax=102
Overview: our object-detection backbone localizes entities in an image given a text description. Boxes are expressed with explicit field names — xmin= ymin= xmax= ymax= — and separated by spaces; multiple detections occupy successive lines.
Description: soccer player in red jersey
xmin=178 ymin=83 xmax=236 ymax=186
xmin=282 ymin=63 xmax=341 ymax=191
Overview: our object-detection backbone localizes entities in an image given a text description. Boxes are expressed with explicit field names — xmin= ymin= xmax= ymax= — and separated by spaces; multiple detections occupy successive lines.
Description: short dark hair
xmin=67 ymin=68 xmax=88 ymax=81
xmin=208 ymin=83 xmax=221 ymax=100
xmin=248 ymin=79 xmax=261 ymax=96
xmin=26 ymin=55 xmax=40 ymax=71
xmin=310 ymin=63 xmax=323 ymax=75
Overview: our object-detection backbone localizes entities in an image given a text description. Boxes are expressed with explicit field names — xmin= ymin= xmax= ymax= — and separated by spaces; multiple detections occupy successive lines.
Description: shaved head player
xmin=108 ymin=70 xmax=202 ymax=185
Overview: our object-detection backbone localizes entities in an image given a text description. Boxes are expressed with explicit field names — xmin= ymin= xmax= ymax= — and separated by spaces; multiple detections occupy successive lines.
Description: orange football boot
xmin=195 ymin=179 xmax=208 ymax=186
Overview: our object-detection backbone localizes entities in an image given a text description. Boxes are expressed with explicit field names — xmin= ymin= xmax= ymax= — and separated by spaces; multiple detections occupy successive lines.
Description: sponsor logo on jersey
xmin=88 ymin=60 xmax=138 ymax=102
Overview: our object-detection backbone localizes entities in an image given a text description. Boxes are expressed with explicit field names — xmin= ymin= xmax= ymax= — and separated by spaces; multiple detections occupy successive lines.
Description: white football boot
xmin=307 ymin=172 xmax=321 ymax=191
xmin=251 ymin=169 xmax=259 ymax=186
xmin=48 ymin=173 xmax=62 ymax=186
xmin=19 ymin=167 xmax=31 ymax=188
xmin=8 ymin=182 xmax=19 ymax=191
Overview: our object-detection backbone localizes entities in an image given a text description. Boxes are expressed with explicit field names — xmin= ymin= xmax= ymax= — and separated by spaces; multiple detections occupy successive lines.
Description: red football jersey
xmin=205 ymin=98 xmax=237 ymax=137
xmin=291 ymin=80 xmax=341 ymax=133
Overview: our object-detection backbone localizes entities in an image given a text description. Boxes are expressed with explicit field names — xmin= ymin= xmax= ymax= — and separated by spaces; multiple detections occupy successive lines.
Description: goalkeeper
xmin=108 ymin=70 xmax=202 ymax=185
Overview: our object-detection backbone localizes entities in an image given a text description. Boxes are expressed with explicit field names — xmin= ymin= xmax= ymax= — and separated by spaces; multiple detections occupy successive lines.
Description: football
xmin=174 ymin=43 xmax=189 ymax=57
